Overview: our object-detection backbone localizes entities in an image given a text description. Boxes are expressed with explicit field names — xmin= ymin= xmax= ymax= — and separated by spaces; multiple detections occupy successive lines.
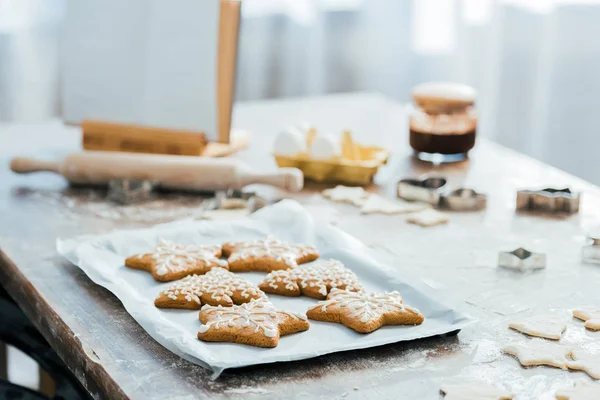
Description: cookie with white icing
xmin=197 ymin=299 xmax=310 ymax=347
xmin=258 ymin=259 xmax=362 ymax=299
xmin=155 ymin=268 xmax=264 ymax=310
xmin=306 ymin=288 xmax=424 ymax=333
xmin=125 ymin=239 xmax=227 ymax=282
xmin=573 ymin=309 xmax=600 ymax=331
xmin=222 ymin=236 xmax=319 ymax=272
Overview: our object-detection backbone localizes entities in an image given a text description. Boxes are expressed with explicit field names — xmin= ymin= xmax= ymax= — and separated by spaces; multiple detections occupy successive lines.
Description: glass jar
xmin=409 ymin=82 xmax=477 ymax=163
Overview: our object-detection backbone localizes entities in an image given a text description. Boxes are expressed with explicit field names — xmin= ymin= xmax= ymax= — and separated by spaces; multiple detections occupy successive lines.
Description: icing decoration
xmin=316 ymin=289 xmax=408 ymax=323
xmin=146 ymin=239 xmax=226 ymax=276
xmin=198 ymin=300 xmax=306 ymax=338
xmin=260 ymin=259 xmax=362 ymax=298
xmin=224 ymin=236 xmax=318 ymax=269
xmin=156 ymin=268 xmax=263 ymax=308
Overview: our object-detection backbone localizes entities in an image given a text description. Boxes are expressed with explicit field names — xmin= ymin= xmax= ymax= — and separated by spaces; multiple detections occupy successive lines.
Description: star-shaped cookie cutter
xmin=397 ymin=177 xmax=447 ymax=205
xmin=498 ymin=247 xmax=546 ymax=271
xmin=107 ymin=179 xmax=158 ymax=204
xmin=582 ymin=234 xmax=600 ymax=265
xmin=440 ymin=188 xmax=487 ymax=211
xmin=209 ymin=189 xmax=267 ymax=213
xmin=516 ymin=188 xmax=581 ymax=215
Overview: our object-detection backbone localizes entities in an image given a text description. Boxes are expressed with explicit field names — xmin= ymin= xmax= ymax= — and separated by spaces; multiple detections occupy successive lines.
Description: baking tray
xmin=57 ymin=200 xmax=472 ymax=379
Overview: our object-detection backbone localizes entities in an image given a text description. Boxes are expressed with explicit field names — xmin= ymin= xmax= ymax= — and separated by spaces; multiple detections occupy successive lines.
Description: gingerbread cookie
xmin=406 ymin=208 xmax=449 ymax=227
xmin=573 ymin=309 xmax=600 ymax=331
xmin=258 ymin=259 xmax=362 ymax=299
xmin=125 ymin=239 xmax=227 ymax=282
xmin=197 ymin=299 xmax=310 ymax=347
xmin=222 ymin=236 xmax=319 ymax=272
xmin=306 ymin=288 xmax=424 ymax=333
xmin=360 ymin=194 xmax=429 ymax=215
xmin=155 ymin=268 xmax=264 ymax=310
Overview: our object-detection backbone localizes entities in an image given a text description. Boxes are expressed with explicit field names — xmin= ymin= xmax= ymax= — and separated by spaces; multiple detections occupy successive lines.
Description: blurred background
xmin=0 ymin=0 xmax=599 ymax=184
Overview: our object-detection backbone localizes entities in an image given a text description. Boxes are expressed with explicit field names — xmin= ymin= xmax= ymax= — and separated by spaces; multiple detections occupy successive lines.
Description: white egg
xmin=273 ymin=126 xmax=306 ymax=156
xmin=310 ymin=134 xmax=340 ymax=160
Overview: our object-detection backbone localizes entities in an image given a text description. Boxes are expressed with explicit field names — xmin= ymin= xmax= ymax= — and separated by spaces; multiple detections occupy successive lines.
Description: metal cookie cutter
xmin=582 ymin=234 xmax=600 ymax=265
xmin=397 ymin=177 xmax=447 ymax=205
xmin=516 ymin=188 xmax=581 ymax=215
xmin=498 ymin=248 xmax=546 ymax=272
xmin=107 ymin=179 xmax=158 ymax=204
xmin=440 ymin=188 xmax=487 ymax=211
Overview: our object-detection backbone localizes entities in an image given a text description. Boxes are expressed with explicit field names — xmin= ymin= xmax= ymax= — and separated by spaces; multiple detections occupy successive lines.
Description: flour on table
xmin=503 ymin=340 xmax=574 ymax=369
xmin=573 ymin=309 xmax=600 ymax=331
xmin=360 ymin=194 xmax=429 ymax=215
xmin=406 ymin=208 xmax=449 ymax=227
xmin=440 ymin=382 xmax=514 ymax=400
xmin=508 ymin=314 xmax=568 ymax=340
xmin=567 ymin=349 xmax=600 ymax=379
xmin=322 ymin=186 xmax=370 ymax=206
xmin=201 ymin=209 xmax=250 ymax=220
xmin=556 ymin=380 xmax=600 ymax=400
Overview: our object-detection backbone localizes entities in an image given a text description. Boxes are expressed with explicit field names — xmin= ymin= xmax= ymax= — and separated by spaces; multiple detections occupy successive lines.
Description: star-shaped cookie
xmin=258 ymin=259 xmax=362 ymax=299
xmin=155 ymin=267 xmax=264 ymax=310
xmin=503 ymin=340 xmax=574 ymax=369
xmin=125 ymin=239 xmax=228 ymax=282
xmin=440 ymin=382 xmax=514 ymax=400
xmin=322 ymin=185 xmax=370 ymax=206
xmin=306 ymin=288 xmax=424 ymax=333
xmin=556 ymin=381 xmax=600 ymax=400
xmin=197 ymin=299 xmax=310 ymax=347
xmin=508 ymin=314 xmax=568 ymax=340
xmin=573 ymin=309 xmax=600 ymax=331
xmin=222 ymin=236 xmax=319 ymax=272
xmin=360 ymin=194 xmax=429 ymax=215
xmin=567 ymin=349 xmax=600 ymax=379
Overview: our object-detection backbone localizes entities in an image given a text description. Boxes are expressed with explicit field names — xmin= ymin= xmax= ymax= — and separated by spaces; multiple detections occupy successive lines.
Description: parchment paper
xmin=57 ymin=200 xmax=473 ymax=379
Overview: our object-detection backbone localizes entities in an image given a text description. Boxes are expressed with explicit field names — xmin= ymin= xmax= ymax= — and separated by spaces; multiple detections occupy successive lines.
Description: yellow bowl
xmin=274 ymin=146 xmax=389 ymax=185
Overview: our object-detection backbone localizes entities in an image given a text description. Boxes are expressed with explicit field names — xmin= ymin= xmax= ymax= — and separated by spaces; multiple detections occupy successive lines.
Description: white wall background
xmin=0 ymin=0 xmax=599 ymax=185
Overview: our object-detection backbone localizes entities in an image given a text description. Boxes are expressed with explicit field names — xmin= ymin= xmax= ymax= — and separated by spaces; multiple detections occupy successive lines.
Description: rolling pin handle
xmin=240 ymin=167 xmax=304 ymax=192
xmin=10 ymin=157 xmax=60 ymax=174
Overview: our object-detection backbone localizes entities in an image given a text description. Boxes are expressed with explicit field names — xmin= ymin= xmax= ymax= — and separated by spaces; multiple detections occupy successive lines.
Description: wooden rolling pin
xmin=10 ymin=151 xmax=304 ymax=192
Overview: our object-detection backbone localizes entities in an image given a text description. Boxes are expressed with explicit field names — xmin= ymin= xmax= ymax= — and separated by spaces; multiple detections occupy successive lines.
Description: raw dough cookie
xmin=258 ymin=259 xmax=362 ymax=299
xmin=440 ymin=382 xmax=514 ymax=400
xmin=201 ymin=209 xmax=250 ymax=220
xmin=125 ymin=239 xmax=228 ymax=282
xmin=197 ymin=299 xmax=310 ymax=348
xmin=503 ymin=340 xmax=574 ymax=369
xmin=222 ymin=236 xmax=319 ymax=272
xmin=567 ymin=349 xmax=600 ymax=379
xmin=306 ymin=288 xmax=424 ymax=333
xmin=508 ymin=315 xmax=568 ymax=340
xmin=322 ymin=185 xmax=370 ymax=206
xmin=360 ymin=194 xmax=430 ymax=215
xmin=155 ymin=268 xmax=264 ymax=310
xmin=573 ymin=309 xmax=600 ymax=331
xmin=406 ymin=208 xmax=449 ymax=227
xmin=556 ymin=381 xmax=600 ymax=400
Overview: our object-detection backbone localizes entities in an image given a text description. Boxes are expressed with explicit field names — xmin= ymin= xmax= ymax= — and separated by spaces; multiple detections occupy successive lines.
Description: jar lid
xmin=412 ymin=82 xmax=477 ymax=113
